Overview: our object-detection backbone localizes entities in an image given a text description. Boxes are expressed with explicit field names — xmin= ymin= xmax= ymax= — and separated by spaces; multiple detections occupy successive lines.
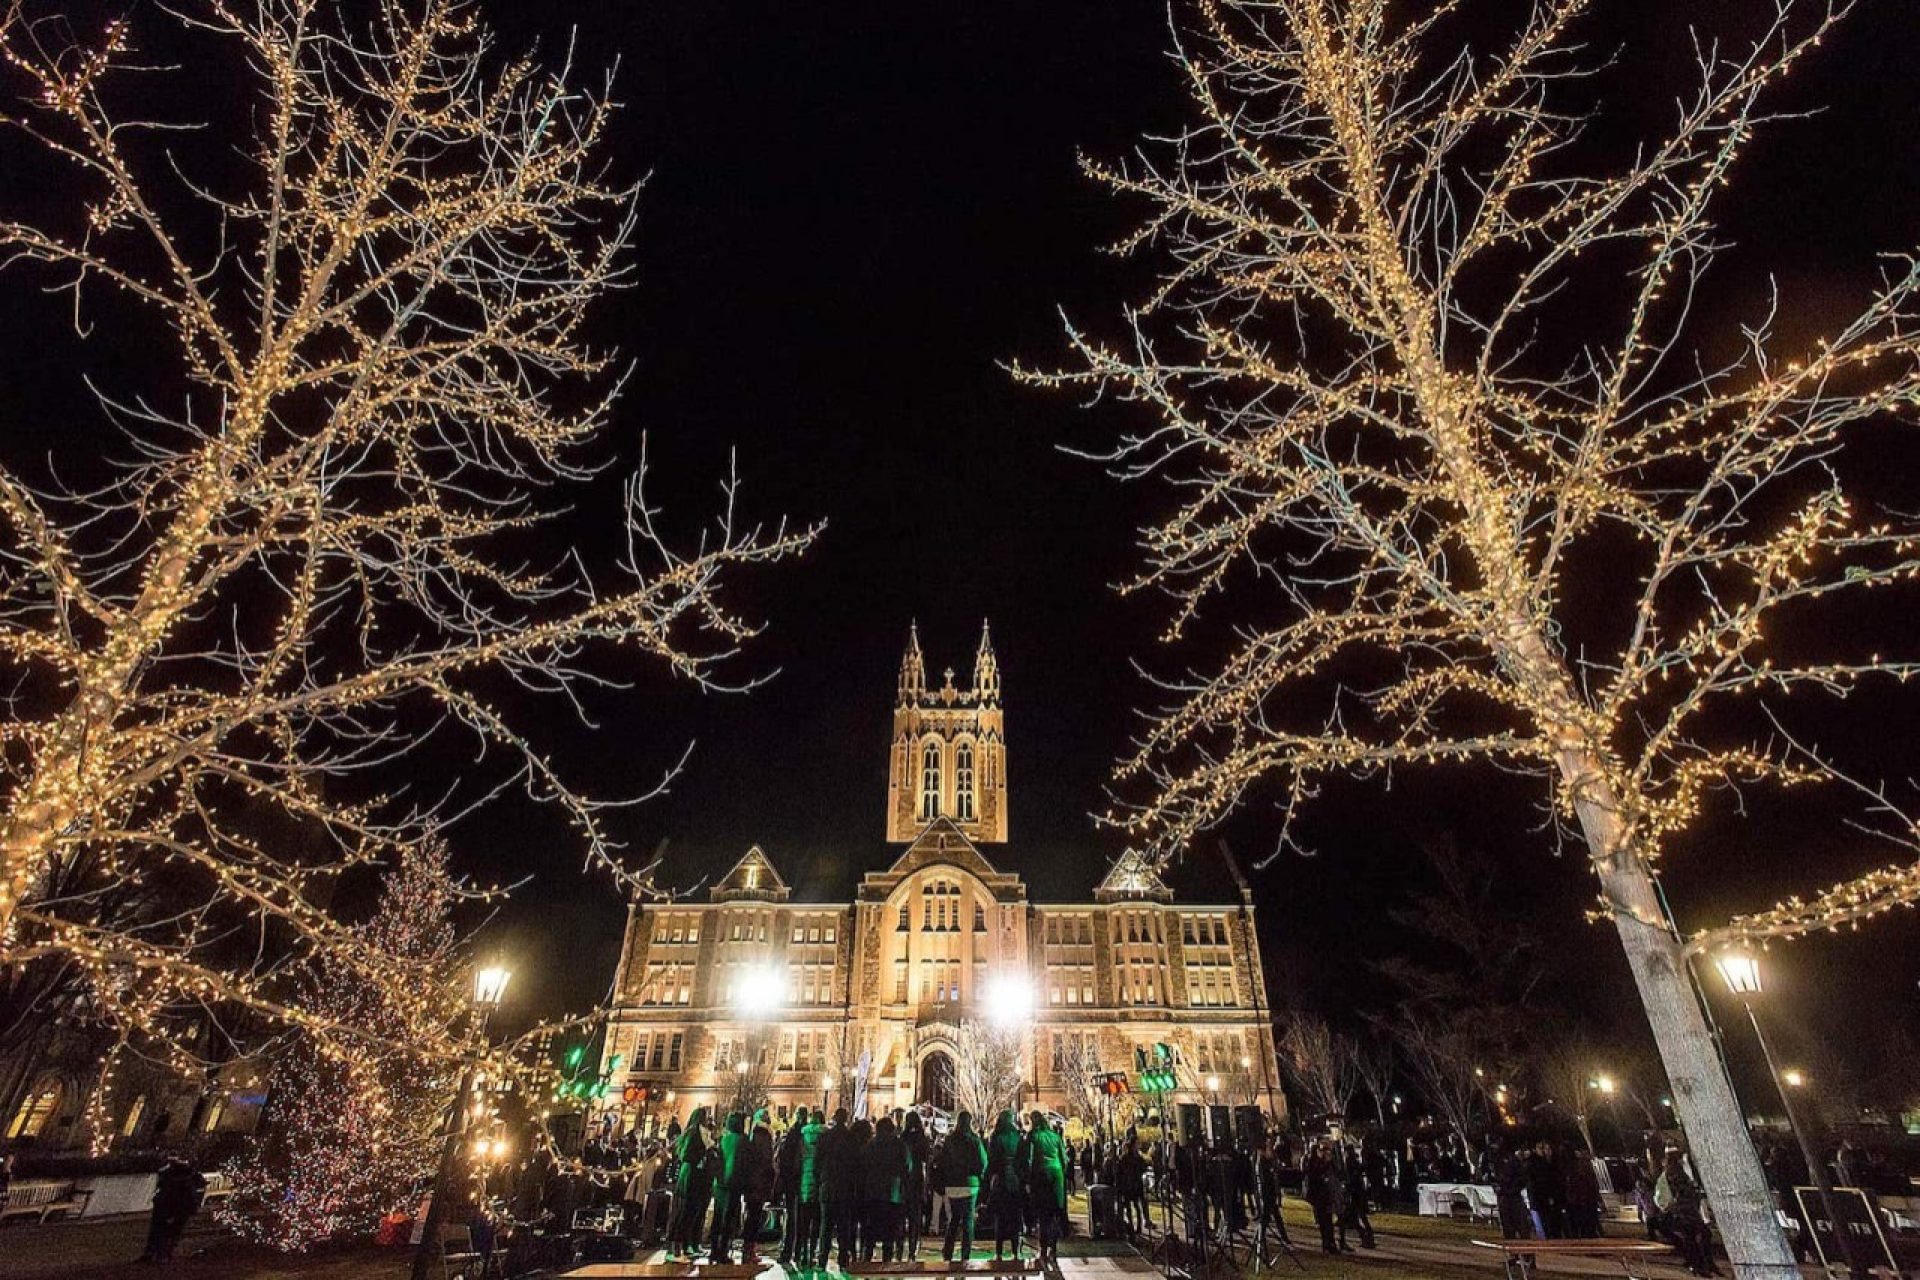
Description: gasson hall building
xmin=599 ymin=623 xmax=1281 ymax=1124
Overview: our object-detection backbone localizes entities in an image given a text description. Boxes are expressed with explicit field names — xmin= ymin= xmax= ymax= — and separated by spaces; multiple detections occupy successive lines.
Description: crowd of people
xmin=624 ymin=1105 xmax=1074 ymax=1269
xmin=449 ymin=1103 xmax=1914 ymax=1280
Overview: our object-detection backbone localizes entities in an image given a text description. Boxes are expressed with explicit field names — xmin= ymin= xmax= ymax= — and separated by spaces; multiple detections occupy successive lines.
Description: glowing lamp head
xmin=1206 ymin=1075 xmax=1221 ymax=1093
xmin=474 ymin=964 xmax=511 ymax=1008
xmin=984 ymin=972 xmax=1034 ymax=1028
xmin=1782 ymin=1068 xmax=1807 ymax=1088
xmin=1713 ymin=949 xmax=1763 ymax=996
xmin=1595 ymin=1075 xmax=1617 ymax=1096
xmin=733 ymin=964 xmax=786 ymax=1017
xmin=823 ymin=1077 xmax=835 ymax=1092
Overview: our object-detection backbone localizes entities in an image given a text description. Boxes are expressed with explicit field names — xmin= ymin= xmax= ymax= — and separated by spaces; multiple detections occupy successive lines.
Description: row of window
xmin=916 ymin=739 xmax=997 ymax=822
xmin=1047 ymin=964 xmax=1098 ymax=1006
xmin=627 ymin=1028 xmax=687 ymax=1072
xmin=650 ymin=908 xmax=1232 ymax=951
xmin=636 ymin=962 xmax=693 ymax=1006
xmin=896 ymin=882 xmax=988 ymax=933
xmin=1193 ymin=1031 xmax=1248 ymax=1074
xmin=778 ymin=1029 xmax=837 ymax=1073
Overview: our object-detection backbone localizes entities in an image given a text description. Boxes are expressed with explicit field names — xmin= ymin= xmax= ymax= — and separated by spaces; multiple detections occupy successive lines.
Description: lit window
xmin=120 ymin=1095 xmax=146 ymax=1139
xmin=920 ymin=742 xmax=942 ymax=819
xmin=955 ymin=743 xmax=975 ymax=821
xmin=9 ymin=1082 xmax=61 ymax=1143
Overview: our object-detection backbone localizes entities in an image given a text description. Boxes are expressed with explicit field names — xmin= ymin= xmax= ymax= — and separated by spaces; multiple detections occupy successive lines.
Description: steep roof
xmin=710 ymin=844 xmax=792 ymax=902
xmin=1092 ymin=849 xmax=1174 ymax=903
xmin=858 ymin=817 xmax=1027 ymax=902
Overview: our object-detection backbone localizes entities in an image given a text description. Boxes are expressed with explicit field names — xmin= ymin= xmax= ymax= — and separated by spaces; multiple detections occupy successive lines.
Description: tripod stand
xmin=1203 ymin=1149 xmax=1302 ymax=1276
xmin=1140 ymin=1168 xmax=1225 ymax=1280
xmin=1240 ymin=1169 xmax=1304 ymax=1274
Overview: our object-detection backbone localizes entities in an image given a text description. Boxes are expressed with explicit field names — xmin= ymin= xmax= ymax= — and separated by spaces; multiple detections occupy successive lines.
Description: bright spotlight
xmin=732 ymin=964 xmax=787 ymax=1017
xmin=984 ymin=972 xmax=1034 ymax=1028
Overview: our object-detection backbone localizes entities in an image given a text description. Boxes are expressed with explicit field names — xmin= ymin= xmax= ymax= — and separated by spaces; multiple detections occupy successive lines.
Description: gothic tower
xmin=885 ymin=621 xmax=1007 ymax=843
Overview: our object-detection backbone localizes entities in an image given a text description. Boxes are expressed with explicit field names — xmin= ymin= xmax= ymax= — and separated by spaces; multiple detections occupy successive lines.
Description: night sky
xmin=467 ymin=0 xmax=1920 ymax=1058
xmin=5 ymin=1 xmax=1919 ymax=1082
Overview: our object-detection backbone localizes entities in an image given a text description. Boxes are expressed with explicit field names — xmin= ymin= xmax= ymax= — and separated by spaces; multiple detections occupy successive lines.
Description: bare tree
xmin=723 ymin=1031 xmax=777 ymax=1120
xmin=1353 ymin=1033 xmax=1397 ymax=1128
xmin=0 ymin=0 xmax=811 ymax=1092
xmin=1392 ymin=1013 xmax=1490 ymax=1168
xmin=1538 ymin=1042 xmax=1607 ymax=1155
xmin=1052 ymin=1035 xmax=1105 ymax=1127
xmin=823 ymin=1024 xmax=866 ymax=1118
xmin=1278 ymin=1013 xmax=1360 ymax=1124
xmin=952 ymin=1019 xmax=1026 ymax=1123
xmin=1022 ymin=1 xmax=1920 ymax=1270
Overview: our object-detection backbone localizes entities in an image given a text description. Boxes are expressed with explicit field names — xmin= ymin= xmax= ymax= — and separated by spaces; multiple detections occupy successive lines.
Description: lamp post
xmin=411 ymin=964 xmax=510 ymax=1280
xmin=1713 ymin=949 xmax=1860 ymax=1280
xmin=822 ymin=1076 xmax=835 ymax=1114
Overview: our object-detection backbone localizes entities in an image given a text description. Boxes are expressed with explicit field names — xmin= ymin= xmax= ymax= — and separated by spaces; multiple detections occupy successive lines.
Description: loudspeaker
xmin=1234 ymin=1105 xmax=1266 ymax=1151
xmin=578 ymin=1235 xmax=634 ymax=1262
xmin=1207 ymin=1104 xmax=1232 ymax=1145
xmin=1175 ymin=1102 xmax=1204 ymax=1145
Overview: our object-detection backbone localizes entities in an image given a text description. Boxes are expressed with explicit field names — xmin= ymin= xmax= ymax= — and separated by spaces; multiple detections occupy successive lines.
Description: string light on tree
xmin=1016 ymin=2 xmax=1920 ymax=1276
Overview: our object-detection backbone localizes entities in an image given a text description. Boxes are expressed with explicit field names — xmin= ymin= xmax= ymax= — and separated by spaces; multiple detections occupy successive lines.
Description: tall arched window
xmin=7 ymin=1078 xmax=61 ymax=1139
xmin=919 ymin=741 xmax=942 ymax=819
xmin=954 ymin=743 xmax=976 ymax=821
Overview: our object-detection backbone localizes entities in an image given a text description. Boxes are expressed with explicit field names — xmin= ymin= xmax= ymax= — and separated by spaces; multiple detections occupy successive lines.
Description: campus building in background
xmin=599 ymin=623 xmax=1282 ymax=1123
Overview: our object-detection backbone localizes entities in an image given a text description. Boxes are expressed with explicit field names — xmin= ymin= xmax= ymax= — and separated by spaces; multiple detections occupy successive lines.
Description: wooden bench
xmin=0 ymin=1179 xmax=92 ymax=1224
xmin=200 ymin=1171 xmax=233 ymax=1203
xmin=1472 ymin=1237 xmax=1675 ymax=1280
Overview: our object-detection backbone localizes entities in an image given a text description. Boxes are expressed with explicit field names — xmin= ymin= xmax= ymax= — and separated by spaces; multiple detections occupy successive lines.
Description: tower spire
xmin=898 ymin=620 xmax=926 ymax=702
xmin=972 ymin=617 xmax=1000 ymax=701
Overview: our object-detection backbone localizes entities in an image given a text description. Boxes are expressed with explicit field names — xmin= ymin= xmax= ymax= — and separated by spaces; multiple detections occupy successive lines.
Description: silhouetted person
xmin=140 ymin=1158 xmax=206 ymax=1264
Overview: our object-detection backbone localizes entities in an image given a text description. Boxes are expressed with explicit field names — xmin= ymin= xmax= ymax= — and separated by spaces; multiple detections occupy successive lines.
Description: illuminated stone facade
xmin=600 ymin=625 xmax=1281 ymax=1122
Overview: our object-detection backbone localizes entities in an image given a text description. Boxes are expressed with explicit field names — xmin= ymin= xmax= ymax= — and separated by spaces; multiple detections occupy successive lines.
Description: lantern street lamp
xmin=412 ymin=962 xmax=511 ymax=1280
xmin=822 ymin=1076 xmax=835 ymax=1113
xmin=1713 ymin=949 xmax=1860 ymax=1279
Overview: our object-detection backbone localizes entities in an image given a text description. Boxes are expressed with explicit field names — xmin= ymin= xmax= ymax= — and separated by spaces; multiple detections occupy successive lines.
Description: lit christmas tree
xmin=218 ymin=843 xmax=465 ymax=1251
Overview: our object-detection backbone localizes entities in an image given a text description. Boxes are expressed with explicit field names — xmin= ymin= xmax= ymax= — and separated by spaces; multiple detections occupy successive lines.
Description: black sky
xmin=466 ymin=0 xmax=1920 ymax=1057
xmin=5 ymin=1 xmax=1919 ymax=1071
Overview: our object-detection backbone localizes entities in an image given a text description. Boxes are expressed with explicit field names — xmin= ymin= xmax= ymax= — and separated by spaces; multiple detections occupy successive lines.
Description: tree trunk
xmin=1596 ymin=853 xmax=1796 ymax=1280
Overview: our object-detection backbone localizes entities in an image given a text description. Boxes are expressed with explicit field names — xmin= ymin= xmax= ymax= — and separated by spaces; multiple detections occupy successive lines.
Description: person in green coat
xmin=668 ymin=1107 xmax=716 ymax=1258
xmin=793 ymin=1108 xmax=826 ymax=1267
xmin=708 ymin=1111 xmax=749 ymax=1262
xmin=987 ymin=1110 xmax=1026 ymax=1260
xmin=1024 ymin=1111 xmax=1068 ymax=1266
xmin=939 ymin=1110 xmax=989 ymax=1262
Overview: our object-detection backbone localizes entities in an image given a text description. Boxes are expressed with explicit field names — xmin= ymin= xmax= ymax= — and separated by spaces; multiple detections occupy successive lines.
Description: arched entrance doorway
xmin=917 ymin=1050 xmax=955 ymax=1111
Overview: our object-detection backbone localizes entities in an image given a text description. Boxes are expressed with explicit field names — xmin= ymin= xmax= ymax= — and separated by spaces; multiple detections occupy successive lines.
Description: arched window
xmin=919 ymin=741 xmax=942 ymax=819
xmin=120 ymin=1095 xmax=147 ymax=1139
xmin=954 ymin=743 xmax=976 ymax=821
xmin=7 ymin=1078 xmax=61 ymax=1139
